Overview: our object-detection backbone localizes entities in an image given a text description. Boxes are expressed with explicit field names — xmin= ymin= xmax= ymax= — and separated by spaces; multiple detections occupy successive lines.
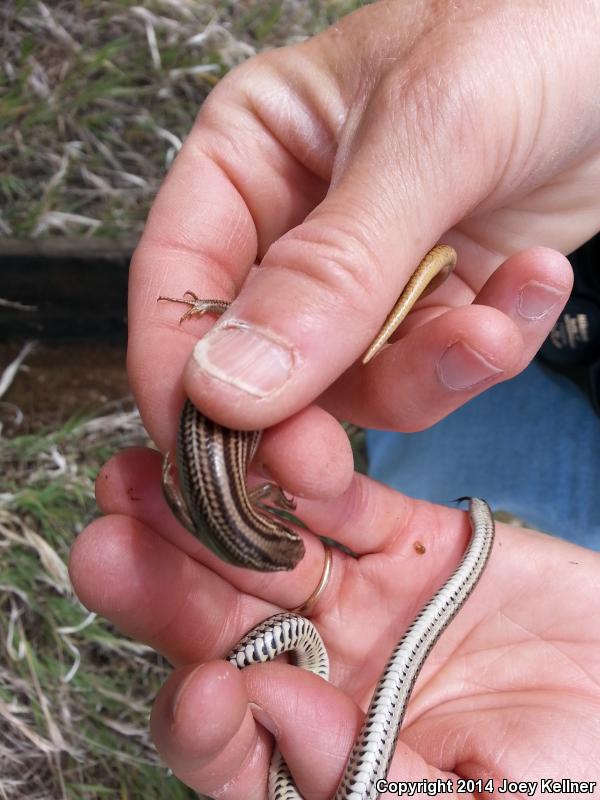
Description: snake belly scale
xmin=158 ymin=245 xmax=495 ymax=799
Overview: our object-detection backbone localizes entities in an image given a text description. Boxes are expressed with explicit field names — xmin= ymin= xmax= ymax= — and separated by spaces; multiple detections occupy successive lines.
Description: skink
xmin=160 ymin=244 xmax=457 ymax=571
xmin=158 ymin=244 xmax=494 ymax=800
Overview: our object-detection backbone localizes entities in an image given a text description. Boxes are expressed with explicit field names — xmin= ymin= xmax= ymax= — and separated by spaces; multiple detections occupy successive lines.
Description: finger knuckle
xmin=270 ymin=213 xmax=386 ymax=319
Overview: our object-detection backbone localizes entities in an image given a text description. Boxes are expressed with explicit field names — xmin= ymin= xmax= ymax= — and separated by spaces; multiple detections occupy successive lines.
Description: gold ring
xmin=291 ymin=545 xmax=333 ymax=617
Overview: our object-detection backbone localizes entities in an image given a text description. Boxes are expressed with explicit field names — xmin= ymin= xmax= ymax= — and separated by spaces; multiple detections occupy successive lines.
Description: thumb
xmin=181 ymin=1 xmax=585 ymax=429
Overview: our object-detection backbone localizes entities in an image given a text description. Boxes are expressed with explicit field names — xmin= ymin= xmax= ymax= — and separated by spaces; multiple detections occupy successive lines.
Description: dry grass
xmin=1 ymin=0 xmax=367 ymax=239
xmin=0 ymin=400 xmax=182 ymax=799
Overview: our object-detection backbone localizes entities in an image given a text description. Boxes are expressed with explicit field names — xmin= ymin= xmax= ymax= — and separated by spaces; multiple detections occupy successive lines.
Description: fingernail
xmin=170 ymin=665 xmax=202 ymax=730
xmin=517 ymin=281 xmax=564 ymax=320
xmin=193 ymin=320 xmax=297 ymax=397
xmin=248 ymin=701 xmax=279 ymax=737
xmin=437 ymin=341 xmax=502 ymax=391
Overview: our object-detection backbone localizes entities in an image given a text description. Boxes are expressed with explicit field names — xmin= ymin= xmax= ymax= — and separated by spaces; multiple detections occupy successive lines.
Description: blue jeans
xmin=366 ymin=361 xmax=600 ymax=550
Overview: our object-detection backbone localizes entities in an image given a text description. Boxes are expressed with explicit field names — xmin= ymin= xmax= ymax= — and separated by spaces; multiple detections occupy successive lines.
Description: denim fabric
xmin=366 ymin=361 xmax=600 ymax=550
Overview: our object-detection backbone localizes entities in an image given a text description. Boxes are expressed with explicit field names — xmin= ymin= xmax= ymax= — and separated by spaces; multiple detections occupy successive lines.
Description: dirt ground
xmin=0 ymin=342 xmax=130 ymax=434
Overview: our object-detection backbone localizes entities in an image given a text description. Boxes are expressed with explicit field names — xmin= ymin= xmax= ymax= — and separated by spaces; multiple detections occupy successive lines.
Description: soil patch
xmin=1 ymin=341 xmax=129 ymax=434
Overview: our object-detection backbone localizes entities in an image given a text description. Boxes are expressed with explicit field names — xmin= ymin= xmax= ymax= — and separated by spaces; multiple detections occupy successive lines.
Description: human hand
xmin=70 ymin=447 xmax=600 ymax=798
xmin=129 ymin=0 xmax=600 ymax=460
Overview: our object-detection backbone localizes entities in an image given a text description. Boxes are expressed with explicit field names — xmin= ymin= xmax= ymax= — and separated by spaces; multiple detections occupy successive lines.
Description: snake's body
xmin=159 ymin=245 xmax=496 ymax=799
